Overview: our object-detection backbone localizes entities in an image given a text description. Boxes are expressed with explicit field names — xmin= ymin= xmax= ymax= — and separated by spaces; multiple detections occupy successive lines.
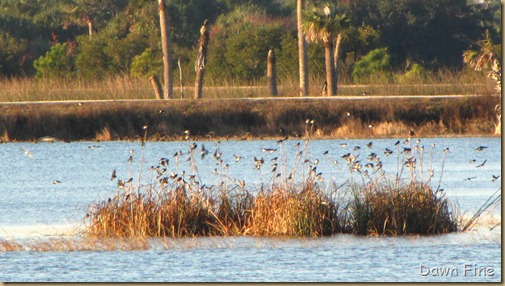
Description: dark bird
xmin=159 ymin=158 xmax=169 ymax=167
xmin=366 ymin=141 xmax=373 ymax=149
xmin=443 ymin=148 xmax=450 ymax=153
xmin=341 ymin=153 xmax=356 ymax=164
xmin=402 ymin=148 xmax=412 ymax=154
xmin=464 ymin=177 xmax=477 ymax=181
xmin=262 ymin=148 xmax=277 ymax=153
xmin=87 ymin=145 xmax=100 ymax=149
xmin=394 ymin=140 xmax=400 ymax=146
xmin=384 ymin=148 xmax=393 ymax=156
xmin=213 ymin=149 xmax=221 ymax=160
xmin=476 ymin=160 xmax=487 ymax=168
xmin=354 ymin=146 xmax=361 ymax=151
xmin=492 ymin=175 xmax=500 ymax=182
xmin=254 ymin=156 xmax=265 ymax=165
xmin=201 ymin=144 xmax=209 ymax=159
xmin=323 ymin=150 xmax=329 ymax=155
xmin=367 ymin=153 xmax=377 ymax=161
xmin=469 ymin=159 xmax=476 ymax=163
xmin=277 ymin=136 xmax=288 ymax=144
xmin=190 ymin=142 xmax=197 ymax=151
xmin=475 ymin=146 xmax=488 ymax=151
xmin=111 ymin=169 xmax=117 ymax=181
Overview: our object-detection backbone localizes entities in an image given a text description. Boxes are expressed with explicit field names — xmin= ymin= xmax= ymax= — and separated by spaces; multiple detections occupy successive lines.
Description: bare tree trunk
xmin=297 ymin=0 xmax=309 ymax=97
xmin=149 ymin=75 xmax=163 ymax=99
xmin=159 ymin=0 xmax=173 ymax=99
xmin=195 ymin=20 xmax=210 ymax=100
xmin=177 ymin=57 xmax=183 ymax=99
xmin=334 ymin=33 xmax=342 ymax=95
xmin=267 ymin=49 xmax=278 ymax=96
xmin=87 ymin=18 xmax=93 ymax=39
xmin=324 ymin=41 xmax=335 ymax=96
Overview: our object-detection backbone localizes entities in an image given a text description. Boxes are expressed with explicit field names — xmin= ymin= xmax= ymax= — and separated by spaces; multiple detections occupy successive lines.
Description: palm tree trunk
xmin=149 ymin=75 xmax=163 ymax=99
xmin=195 ymin=20 xmax=210 ymax=99
xmin=159 ymin=0 xmax=173 ymax=99
xmin=297 ymin=0 xmax=309 ymax=97
xmin=334 ymin=33 xmax=342 ymax=95
xmin=324 ymin=41 xmax=335 ymax=96
xmin=267 ymin=49 xmax=278 ymax=96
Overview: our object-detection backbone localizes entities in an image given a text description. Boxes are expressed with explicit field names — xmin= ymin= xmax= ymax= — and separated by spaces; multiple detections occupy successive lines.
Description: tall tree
xmin=303 ymin=4 xmax=349 ymax=96
xmin=158 ymin=0 xmax=173 ymax=99
xmin=297 ymin=0 xmax=309 ymax=96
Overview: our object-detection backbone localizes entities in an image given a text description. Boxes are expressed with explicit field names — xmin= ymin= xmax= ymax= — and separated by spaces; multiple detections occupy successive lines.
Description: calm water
xmin=0 ymin=137 xmax=501 ymax=282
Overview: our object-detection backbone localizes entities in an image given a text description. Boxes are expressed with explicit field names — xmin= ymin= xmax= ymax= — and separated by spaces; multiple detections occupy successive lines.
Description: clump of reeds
xmin=248 ymin=184 xmax=343 ymax=236
xmin=84 ymin=124 xmax=461 ymax=238
xmin=351 ymin=181 xmax=457 ymax=235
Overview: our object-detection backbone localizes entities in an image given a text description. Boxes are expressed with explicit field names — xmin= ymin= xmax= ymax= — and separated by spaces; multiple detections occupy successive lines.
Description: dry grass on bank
xmin=0 ymin=69 xmax=495 ymax=102
xmin=0 ymin=95 xmax=500 ymax=142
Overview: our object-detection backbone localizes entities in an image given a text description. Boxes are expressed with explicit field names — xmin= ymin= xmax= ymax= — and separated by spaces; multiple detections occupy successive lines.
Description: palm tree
xmin=463 ymin=30 xmax=502 ymax=134
xmin=297 ymin=0 xmax=309 ymax=97
xmin=463 ymin=29 xmax=501 ymax=93
xmin=303 ymin=5 xmax=349 ymax=96
xmin=159 ymin=0 xmax=173 ymax=99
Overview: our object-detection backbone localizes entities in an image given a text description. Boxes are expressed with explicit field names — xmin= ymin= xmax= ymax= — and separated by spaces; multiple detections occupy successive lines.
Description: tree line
xmin=0 ymin=0 xmax=501 ymax=87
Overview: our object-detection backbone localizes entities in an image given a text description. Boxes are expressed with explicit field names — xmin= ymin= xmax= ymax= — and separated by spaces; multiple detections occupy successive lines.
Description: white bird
xmin=20 ymin=148 xmax=33 ymax=158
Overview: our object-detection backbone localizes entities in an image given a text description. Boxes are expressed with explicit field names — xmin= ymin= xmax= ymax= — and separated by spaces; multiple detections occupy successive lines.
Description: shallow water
xmin=0 ymin=137 xmax=501 ymax=282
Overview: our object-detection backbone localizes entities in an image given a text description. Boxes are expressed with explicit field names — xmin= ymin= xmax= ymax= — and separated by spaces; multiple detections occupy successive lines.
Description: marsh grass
xmin=84 ymin=122 xmax=460 ymax=238
xmin=351 ymin=181 xmax=457 ymax=235
xmin=0 ymin=69 xmax=495 ymax=102
xmin=0 ymin=94 xmax=500 ymax=142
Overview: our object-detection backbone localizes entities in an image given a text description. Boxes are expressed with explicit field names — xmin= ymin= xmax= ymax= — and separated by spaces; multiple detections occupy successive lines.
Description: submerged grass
xmin=84 ymin=124 xmax=460 ymax=238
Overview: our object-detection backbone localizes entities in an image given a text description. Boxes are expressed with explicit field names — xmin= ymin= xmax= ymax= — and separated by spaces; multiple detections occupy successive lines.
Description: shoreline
xmin=0 ymin=96 xmax=500 ymax=142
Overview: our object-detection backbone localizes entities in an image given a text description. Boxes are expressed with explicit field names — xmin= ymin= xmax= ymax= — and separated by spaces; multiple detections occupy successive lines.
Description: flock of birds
xmin=16 ymin=134 xmax=499 ymax=188
xmin=96 ymin=135 xmax=500 ymax=192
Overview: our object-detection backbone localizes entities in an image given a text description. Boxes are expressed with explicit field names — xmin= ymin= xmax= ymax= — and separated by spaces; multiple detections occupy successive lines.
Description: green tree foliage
xmin=33 ymin=43 xmax=75 ymax=78
xmin=351 ymin=47 xmax=391 ymax=81
xmin=0 ymin=0 xmax=500 ymax=83
xmin=347 ymin=0 xmax=490 ymax=70
xmin=206 ymin=5 xmax=296 ymax=82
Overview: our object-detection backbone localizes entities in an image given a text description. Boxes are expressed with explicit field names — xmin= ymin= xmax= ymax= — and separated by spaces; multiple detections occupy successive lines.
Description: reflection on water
xmin=0 ymin=137 xmax=501 ymax=282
